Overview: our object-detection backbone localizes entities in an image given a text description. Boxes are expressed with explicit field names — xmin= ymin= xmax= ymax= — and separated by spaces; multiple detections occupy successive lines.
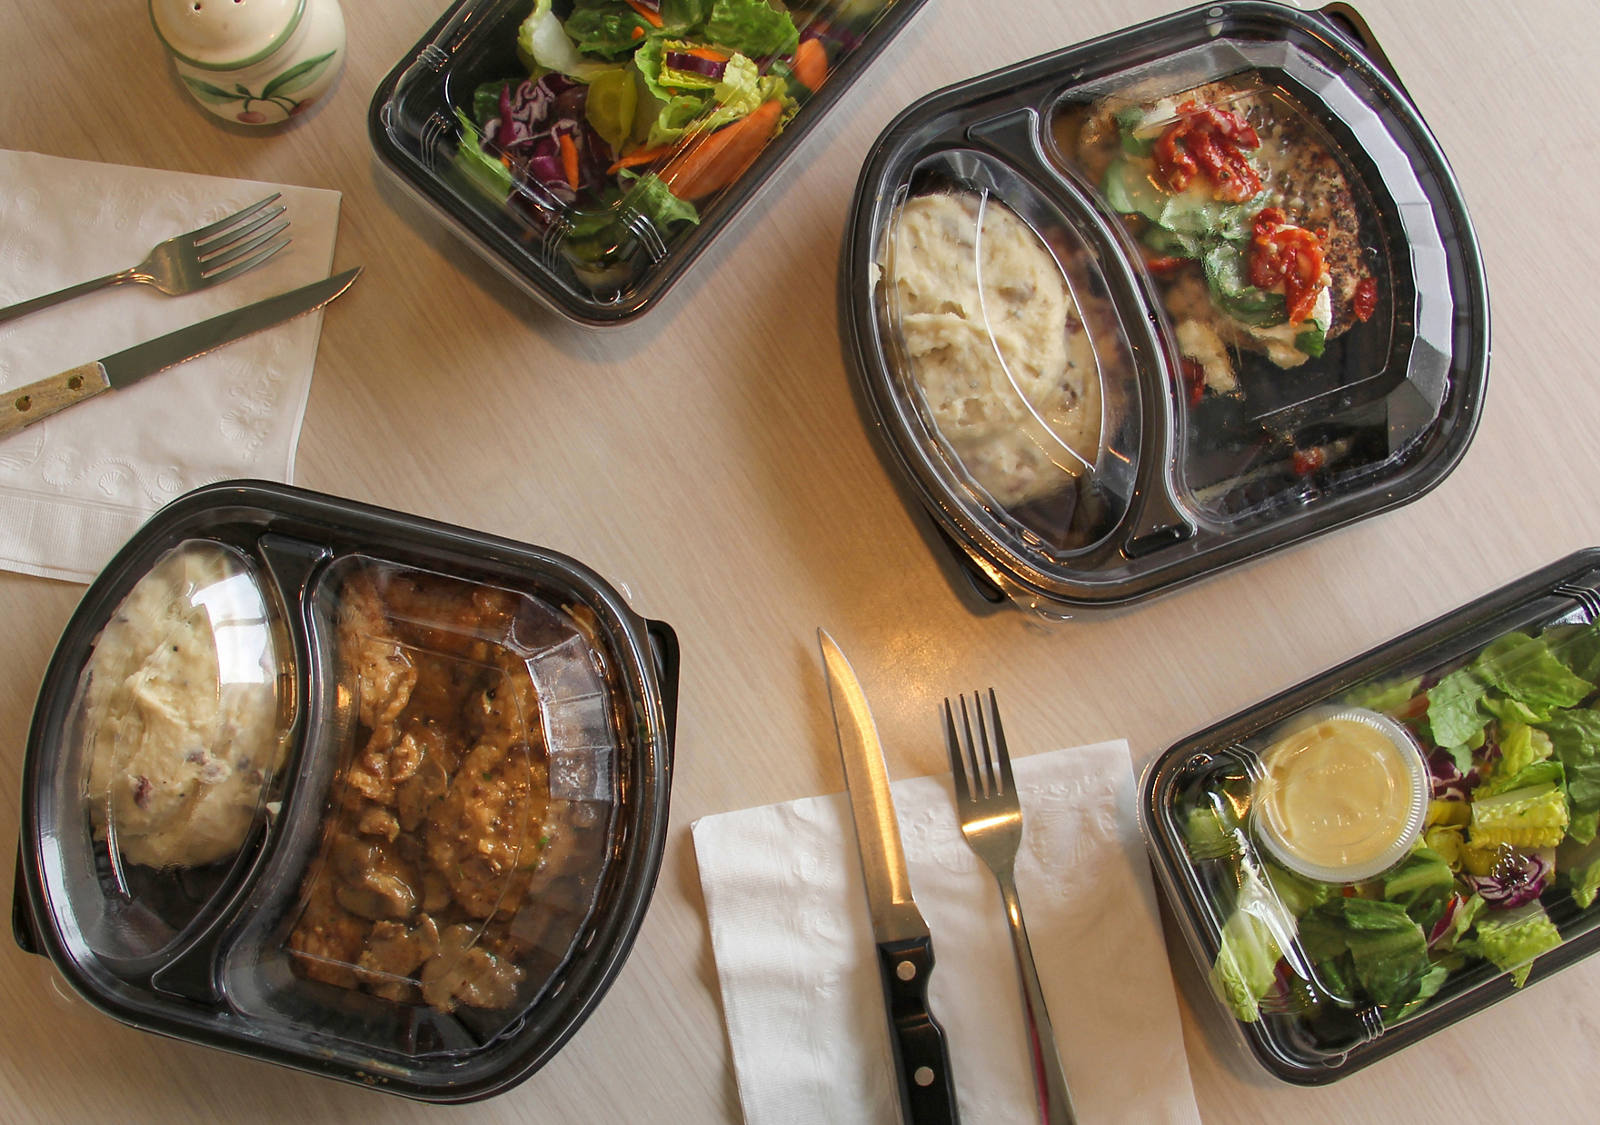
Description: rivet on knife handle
xmin=0 ymin=361 xmax=111 ymax=439
xmin=879 ymin=935 xmax=959 ymax=1125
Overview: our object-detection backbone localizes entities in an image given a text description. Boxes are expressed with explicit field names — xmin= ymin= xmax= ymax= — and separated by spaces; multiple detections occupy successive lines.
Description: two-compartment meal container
xmin=12 ymin=482 xmax=679 ymax=1101
xmin=1143 ymin=549 xmax=1600 ymax=1082
xmin=842 ymin=1 xmax=1489 ymax=615
xmin=369 ymin=0 xmax=928 ymax=324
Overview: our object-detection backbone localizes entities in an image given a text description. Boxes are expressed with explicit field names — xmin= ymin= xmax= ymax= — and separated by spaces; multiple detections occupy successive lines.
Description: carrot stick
xmin=625 ymin=0 xmax=664 ymax=29
xmin=791 ymin=38 xmax=827 ymax=92
xmin=661 ymin=99 xmax=784 ymax=201
xmin=558 ymin=132 xmax=581 ymax=192
xmin=608 ymin=140 xmax=679 ymax=176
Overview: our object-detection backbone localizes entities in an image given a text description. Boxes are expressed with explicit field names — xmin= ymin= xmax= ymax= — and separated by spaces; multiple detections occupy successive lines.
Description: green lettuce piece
xmin=1483 ymin=695 xmax=1557 ymax=725
xmin=584 ymin=65 xmax=638 ymax=150
xmin=618 ymin=169 xmax=700 ymax=227
xmin=1432 ymin=893 xmax=1486 ymax=954
xmin=1478 ymin=758 xmax=1564 ymax=799
xmin=1427 ymin=666 xmax=1490 ymax=750
xmin=1545 ymin=622 xmax=1600 ymax=683
xmin=1383 ymin=846 xmax=1455 ymax=919
xmin=1265 ymin=862 xmax=1337 ymax=918
xmin=1383 ymin=962 xmax=1449 ymax=1025
xmin=1210 ymin=861 xmax=1297 ymax=1023
xmin=1470 ymin=781 xmax=1570 ymax=849
xmin=1569 ymin=807 xmax=1600 ymax=847
xmin=1538 ymin=709 xmax=1600 ymax=823
xmin=451 ymin=108 xmax=512 ymax=202
xmin=1464 ymin=902 xmax=1562 ymax=987
xmin=1297 ymin=898 xmax=1436 ymax=1010
xmin=472 ymin=79 xmax=514 ymax=126
xmin=705 ymin=0 xmax=799 ymax=57
xmin=1558 ymin=832 xmax=1600 ymax=908
xmin=1294 ymin=322 xmax=1326 ymax=358
xmin=1183 ymin=801 xmax=1242 ymax=862
xmin=1344 ymin=676 xmax=1422 ymax=716
xmin=563 ymin=0 xmax=712 ymax=59
xmin=519 ymin=0 xmax=620 ymax=76
xmin=1476 ymin=632 xmax=1595 ymax=709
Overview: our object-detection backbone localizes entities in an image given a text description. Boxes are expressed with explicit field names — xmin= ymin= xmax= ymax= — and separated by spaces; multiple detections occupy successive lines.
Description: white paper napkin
xmin=0 ymin=149 xmax=341 ymax=583
xmin=692 ymin=739 xmax=1200 ymax=1124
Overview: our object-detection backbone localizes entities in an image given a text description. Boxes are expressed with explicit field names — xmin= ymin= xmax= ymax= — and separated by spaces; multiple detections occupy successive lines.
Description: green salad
xmin=1187 ymin=618 xmax=1600 ymax=1027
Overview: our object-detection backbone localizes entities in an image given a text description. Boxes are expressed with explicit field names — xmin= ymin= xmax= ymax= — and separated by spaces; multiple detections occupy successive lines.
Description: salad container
xmin=1142 ymin=550 xmax=1600 ymax=1082
xmin=12 ymin=481 xmax=679 ymax=1102
xmin=841 ymin=1 xmax=1488 ymax=615
xmin=369 ymin=0 xmax=927 ymax=325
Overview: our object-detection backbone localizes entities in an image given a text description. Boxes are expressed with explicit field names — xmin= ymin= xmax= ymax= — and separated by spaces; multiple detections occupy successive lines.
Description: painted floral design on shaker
xmin=180 ymin=49 xmax=337 ymax=123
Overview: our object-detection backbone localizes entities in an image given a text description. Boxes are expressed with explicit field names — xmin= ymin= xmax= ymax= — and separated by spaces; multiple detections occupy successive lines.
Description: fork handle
xmin=996 ymin=872 xmax=1079 ymax=1125
xmin=0 ymin=268 xmax=135 ymax=326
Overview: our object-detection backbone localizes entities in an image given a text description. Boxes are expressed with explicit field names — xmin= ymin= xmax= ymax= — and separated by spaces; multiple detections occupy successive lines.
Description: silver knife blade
xmin=1 ymin=268 xmax=361 ymax=440
xmin=819 ymin=628 xmax=930 ymax=944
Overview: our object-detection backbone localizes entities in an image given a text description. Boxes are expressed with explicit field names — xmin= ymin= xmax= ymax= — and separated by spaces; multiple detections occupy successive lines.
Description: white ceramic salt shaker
xmin=149 ymin=0 xmax=346 ymax=126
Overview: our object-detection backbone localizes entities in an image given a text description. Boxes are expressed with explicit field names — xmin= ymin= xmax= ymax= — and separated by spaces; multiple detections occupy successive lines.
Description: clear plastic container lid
xmin=1142 ymin=550 xmax=1600 ymax=1082
xmin=222 ymin=555 xmax=618 ymax=1041
xmin=58 ymin=540 xmax=291 ymax=964
xmin=845 ymin=1 xmax=1487 ymax=612
xmin=16 ymin=483 xmax=678 ymax=1102
xmin=369 ymin=0 xmax=927 ymax=323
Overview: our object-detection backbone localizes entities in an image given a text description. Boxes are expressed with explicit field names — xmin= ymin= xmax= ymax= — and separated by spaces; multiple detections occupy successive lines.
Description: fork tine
xmin=185 ymin=193 xmax=283 ymax=245
xmin=199 ymin=237 xmax=291 ymax=286
xmin=957 ymin=695 xmax=983 ymax=796
xmin=199 ymin=220 xmax=289 ymax=273
xmin=972 ymin=691 xmax=1001 ymax=797
xmin=987 ymin=688 xmax=1016 ymax=793
xmin=942 ymin=699 xmax=971 ymax=803
xmin=194 ymin=205 xmax=287 ymax=257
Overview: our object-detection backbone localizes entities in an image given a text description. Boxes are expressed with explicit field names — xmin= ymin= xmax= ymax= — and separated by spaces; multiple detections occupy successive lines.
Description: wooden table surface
xmin=3 ymin=1 xmax=1597 ymax=1121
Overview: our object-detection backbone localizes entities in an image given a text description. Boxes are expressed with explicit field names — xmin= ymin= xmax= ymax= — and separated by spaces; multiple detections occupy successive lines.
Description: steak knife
xmin=818 ymin=628 xmax=959 ymax=1125
xmin=0 ymin=267 xmax=361 ymax=439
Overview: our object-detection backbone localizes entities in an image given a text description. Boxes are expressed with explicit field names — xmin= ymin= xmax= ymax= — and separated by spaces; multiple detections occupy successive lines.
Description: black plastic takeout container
xmin=1142 ymin=550 xmax=1600 ymax=1082
xmin=13 ymin=481 xmax=679 ymax=1102
xmin=841 ymin=1 xmax=1488 ymax=615
xmin=369 ymin=0 xmax=928 ymax=325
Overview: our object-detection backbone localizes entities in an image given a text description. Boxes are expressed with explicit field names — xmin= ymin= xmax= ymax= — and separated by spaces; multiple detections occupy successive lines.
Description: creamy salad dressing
xmin=1254 ymin=713 xmax=1425 ymax=879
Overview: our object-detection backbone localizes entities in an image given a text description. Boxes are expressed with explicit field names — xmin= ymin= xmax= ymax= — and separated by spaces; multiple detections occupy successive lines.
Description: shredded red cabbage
xmin=485 ymin=75 xmax=612 ymax=205
xmin=1464 ymin=852 xmax=1552 ymax=909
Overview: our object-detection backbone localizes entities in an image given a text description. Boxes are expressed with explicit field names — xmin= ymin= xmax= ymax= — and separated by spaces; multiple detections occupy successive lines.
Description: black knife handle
xmin=876 ymin=935 xmax=960 ymax=1125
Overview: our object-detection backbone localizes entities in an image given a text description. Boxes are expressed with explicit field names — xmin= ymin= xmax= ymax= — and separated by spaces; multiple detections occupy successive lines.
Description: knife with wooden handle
xmin=0 ymin=267 xmax=361 ymax=440
xmin=819 ymin=629 xmax=960 ymax=1125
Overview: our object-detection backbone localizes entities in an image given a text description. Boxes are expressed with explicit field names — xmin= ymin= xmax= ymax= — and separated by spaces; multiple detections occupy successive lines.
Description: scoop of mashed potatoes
xmin=886 ymin=192 xmax=1102 ymax=507
xmin=79 ymin=543 xmax=287 ymax=869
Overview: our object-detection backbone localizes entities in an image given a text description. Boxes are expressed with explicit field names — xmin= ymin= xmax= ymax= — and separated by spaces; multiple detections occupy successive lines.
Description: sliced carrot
xmin=661 ymin=99 xmax=784 ymax=201
xmin=791 ymin=38 xmax=828 ymax=92
xmin=558 ymin=132 xmax=581 ymax=192
xmin=683 ymin=46 xmax=730 ymax=63
xmin=607 ymin=140 xmax=679 ymax=176
xmin=625 ymin=0 xmax=664 ymax=29
xmin=631 ymin=25 xmax=644 ymax=40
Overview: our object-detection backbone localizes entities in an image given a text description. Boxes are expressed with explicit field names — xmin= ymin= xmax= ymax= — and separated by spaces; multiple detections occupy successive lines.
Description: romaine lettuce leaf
xmin=1537 ymin=708 xmax=1600 ymax=823
xmin=1211 ymin=863 xmax=1296 ymax=1023
xmin=1427 ymin=666 xmax=1490 ymax=750
xmin=619 ymin=169 xmax=700 ymax=227
xmin=705 ymin=0 xmax=799 ymax=57
xmin=520 ymin=0 xmax=620 ymax=76
xmin=451 ymin=108 xmax=512 ymax=201
xmin=1297 ymin=898 xmax=1436 ymax=1010
xmin=1463 ymin=901 xmax=1562 ymax=987
xmin=1476 ymin=632 xmax=1595 ymax=709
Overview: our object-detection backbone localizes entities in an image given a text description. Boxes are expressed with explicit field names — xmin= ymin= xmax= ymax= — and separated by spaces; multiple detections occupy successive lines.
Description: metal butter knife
xmin=819 ymin=629 xmax=960 ymax=1125
xmin=0 ymin=267 xmax=361 ymax=440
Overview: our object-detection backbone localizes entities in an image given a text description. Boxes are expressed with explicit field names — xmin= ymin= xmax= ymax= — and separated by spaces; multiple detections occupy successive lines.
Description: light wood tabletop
xmin=2 ymin=1 xmax=1598 ymax=1121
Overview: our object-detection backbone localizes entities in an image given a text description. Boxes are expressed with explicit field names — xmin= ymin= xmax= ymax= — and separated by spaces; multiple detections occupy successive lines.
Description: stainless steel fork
xmin=945 ymin=690 xmax=1078 ymax=1125
xmin=0 ymin=194 xmax=291 ymax=326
